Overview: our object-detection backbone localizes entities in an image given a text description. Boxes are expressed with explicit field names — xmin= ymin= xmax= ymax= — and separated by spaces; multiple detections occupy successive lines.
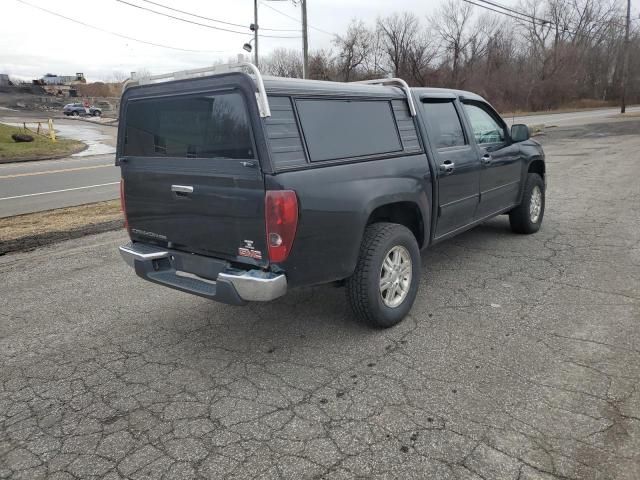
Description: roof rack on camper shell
xmin=353 ymin=78 xmax=417 ymax=116
xmin=122 ymin=62 xmax=418 ymax=119
xmin=123 ymin=62 xmax=272 ymax=117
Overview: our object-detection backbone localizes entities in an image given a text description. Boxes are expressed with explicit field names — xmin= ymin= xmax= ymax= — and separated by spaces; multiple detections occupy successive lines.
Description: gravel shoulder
xmin=0 ymin=200 xmax=122 ymax=255
xmin=1 ymin=119 xmax=639 ymax=479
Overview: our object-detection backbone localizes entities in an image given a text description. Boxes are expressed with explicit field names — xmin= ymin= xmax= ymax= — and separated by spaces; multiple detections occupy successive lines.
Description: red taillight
xmin=119 ymin=178 xmax=129 ymax=230
xmin=265 ymin=190 xmax=298 ymax=263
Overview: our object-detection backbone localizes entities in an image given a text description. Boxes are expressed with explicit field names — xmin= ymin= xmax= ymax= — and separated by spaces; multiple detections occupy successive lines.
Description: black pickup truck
xmin=117 ymin=64 xmax=545 ymax=328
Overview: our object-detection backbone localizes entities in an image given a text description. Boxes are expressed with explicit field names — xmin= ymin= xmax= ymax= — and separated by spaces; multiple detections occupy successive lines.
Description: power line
xmin=116 ymin=0 xmax=301 ymax=39
xmin=138 ymin=0 xmax=300 ymax=32
xmin=474 ymin=0 xmax=548 ymax=25
xmin=473 ymin=0 xmax=627 ymax=34
xmin=14 ymin=0 xmax=221 ymax=53
xmin=462 ymin=0 xmax=539 ymax=25
xmin=465 ymin=0 xmax=583 ymax=36
xmin=259 ymin=0 xmax=335 ymax=36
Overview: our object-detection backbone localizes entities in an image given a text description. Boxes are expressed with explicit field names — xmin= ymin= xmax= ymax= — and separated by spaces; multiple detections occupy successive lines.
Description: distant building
xmin=38 ymin=73 xmax=86 ymax=85
xmin=0 ymin=74 xmax=9 ymax=86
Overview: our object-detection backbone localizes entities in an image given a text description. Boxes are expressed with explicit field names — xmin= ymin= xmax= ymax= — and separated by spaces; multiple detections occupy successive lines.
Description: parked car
xmin=63 ymin=103 xmax=101 ymax=116
xmin=116 ymin=65 xmax=546 ymax=328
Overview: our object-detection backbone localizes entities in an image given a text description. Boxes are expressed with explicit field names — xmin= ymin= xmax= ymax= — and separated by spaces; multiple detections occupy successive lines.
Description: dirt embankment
xmin=0 ymin=200 xmax=123 ymax=255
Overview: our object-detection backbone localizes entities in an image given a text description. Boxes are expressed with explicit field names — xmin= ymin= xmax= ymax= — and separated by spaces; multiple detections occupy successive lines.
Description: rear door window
xmin=421 ymin=100 xmax=466 ymax=149
xmin=295 ymin=99 xmax=402 ymax=162
xmin=123 ymin=91 xmax=254 ymax=159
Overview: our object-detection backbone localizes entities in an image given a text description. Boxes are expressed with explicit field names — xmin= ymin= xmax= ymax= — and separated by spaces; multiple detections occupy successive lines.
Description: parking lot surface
xmin=1 ymin=119 xmax=639 ymax=479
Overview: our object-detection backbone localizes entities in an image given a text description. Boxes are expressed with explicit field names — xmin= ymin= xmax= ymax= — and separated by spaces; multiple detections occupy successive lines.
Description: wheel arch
xmin=517 ymin=157 xmax=546 ymax=204
xmin=528 ymin=159 xmax=545 ymax=179
xmin=364 ymin=199 xmax=429 ymax=249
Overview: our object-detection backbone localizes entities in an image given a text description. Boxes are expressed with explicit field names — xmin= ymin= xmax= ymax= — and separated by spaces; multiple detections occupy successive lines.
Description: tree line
xmin=260 ymin=0 xmax=639 ymax=112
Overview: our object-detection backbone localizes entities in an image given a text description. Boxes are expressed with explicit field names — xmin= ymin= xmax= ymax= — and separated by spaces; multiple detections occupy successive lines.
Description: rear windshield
xmin=123 ymin=91 xmax=254 ymax=159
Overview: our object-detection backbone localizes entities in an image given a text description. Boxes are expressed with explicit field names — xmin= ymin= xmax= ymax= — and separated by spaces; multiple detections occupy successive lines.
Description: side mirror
xmin=511 ymin=124 xmax=530 ymax=142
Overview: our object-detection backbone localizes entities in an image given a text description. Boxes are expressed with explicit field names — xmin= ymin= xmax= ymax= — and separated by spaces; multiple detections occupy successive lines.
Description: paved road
xmin=0 ymin=116 xmax=118 ymax=217
xmin=0 ymin=155 xmax=119 ymax=218
xmin=506 ymin=105 xmax=640 ymax=126
xmin=1 ymin=118 xmax=639 ymax=479
xmin=1 ymin=107 xmax=639 ymax=218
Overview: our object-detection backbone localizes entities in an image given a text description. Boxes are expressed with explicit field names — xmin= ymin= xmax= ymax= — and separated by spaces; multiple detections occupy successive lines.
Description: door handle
xmin=171 ymin=185 xmax=193 ymax=194
xmin=481 ymin=154 xmax=492 ymax=165
xmin=439 ymin=160 xmax=455 ymax=174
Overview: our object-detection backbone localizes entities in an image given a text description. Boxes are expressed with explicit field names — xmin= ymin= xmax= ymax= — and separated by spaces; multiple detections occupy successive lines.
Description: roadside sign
xmin=83 ymin=99 xmax=90 ymax=115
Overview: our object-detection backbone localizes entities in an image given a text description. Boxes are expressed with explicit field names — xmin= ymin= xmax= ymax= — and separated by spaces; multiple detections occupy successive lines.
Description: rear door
xmin=118 ymin=74 xmax=270 ymax=266
xmin=420 ymin=97 xmax=481 ymax=237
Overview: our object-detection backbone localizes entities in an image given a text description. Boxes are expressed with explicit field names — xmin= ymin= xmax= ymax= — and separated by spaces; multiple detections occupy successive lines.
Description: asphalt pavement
xmin=1 ymin=117 xmax=639 ymax=479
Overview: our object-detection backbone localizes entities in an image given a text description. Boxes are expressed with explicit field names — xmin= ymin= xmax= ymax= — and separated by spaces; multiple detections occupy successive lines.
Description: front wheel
xmin=509 ymin=173 xmax=545 ymax=234
xmin=346 ymin=223 xmax=421 ymax=328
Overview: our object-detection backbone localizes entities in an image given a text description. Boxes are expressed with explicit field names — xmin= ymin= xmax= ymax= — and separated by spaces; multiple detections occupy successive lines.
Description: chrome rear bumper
xmin=119 ymin=242 xmax=286 ymax=304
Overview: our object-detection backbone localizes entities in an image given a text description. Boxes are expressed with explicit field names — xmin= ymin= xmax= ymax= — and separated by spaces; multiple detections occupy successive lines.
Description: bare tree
xmin=377 ymin=12 xmax=422 ymax=77
xmin=405 ymin=30 xmax=439 ymax=86
xmin=363 ymin=27 xmax=386 ymax=77
xmin=333 ymin=20 xmax=372 ymax=81
xmin=261 ymin=49 xmax=303 ymax=78
xmin=110 ymin=71 xmax=129 ymax=83
xmin=308 ymin=49 xmax=337 ymax=80
xmin=132 ymin=68 xmax=151 ymax=80
xmin=246 ymin=0 xmax=639 ymax=112
xmin=429 ymin=0 xmax=476 ymax=87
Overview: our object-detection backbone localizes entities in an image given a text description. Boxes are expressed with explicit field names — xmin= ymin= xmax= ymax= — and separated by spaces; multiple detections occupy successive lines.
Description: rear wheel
xmin=72 ymin=111 xmax=79 ymax=117
xmin=509 ymin=173 xmax=545 ymax=234
xmin=346 ymin=223 xmax=421 ymax=328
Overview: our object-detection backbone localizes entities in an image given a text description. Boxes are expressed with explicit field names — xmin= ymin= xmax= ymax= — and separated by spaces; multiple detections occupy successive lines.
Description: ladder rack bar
xmin=353 ymin=78 xmax=417 ymax=117
xmin=122 ymin=62 xmax=271 ymax=117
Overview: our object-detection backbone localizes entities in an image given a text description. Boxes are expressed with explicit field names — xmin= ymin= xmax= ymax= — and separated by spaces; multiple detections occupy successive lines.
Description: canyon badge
xmin=238 ymin=240 xmax=262 ymax=260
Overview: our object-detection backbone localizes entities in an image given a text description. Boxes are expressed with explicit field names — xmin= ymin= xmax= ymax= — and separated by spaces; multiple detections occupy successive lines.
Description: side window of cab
xmin=463 ymin=102 xmax=506 ymax=145
xmin=421 ymin=99 xmax=467 ymax=149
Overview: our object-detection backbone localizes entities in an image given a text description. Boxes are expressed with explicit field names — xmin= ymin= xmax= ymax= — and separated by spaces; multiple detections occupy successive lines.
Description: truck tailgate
xmin=119 ymin=86 xmax=268 ymax=266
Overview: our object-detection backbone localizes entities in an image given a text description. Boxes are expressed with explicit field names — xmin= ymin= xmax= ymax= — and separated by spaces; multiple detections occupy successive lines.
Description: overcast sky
xmin=1 ymin=0 xmax=442 ymax=81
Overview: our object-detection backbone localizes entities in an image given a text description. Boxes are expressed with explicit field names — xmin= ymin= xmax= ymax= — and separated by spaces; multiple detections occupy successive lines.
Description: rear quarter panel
xmin=266 ymin=154 xmax=432 ymax=287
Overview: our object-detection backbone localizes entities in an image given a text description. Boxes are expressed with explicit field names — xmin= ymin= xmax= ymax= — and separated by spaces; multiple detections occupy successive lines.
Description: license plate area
xmin=166 ymin=249 xmax=229 ymax=281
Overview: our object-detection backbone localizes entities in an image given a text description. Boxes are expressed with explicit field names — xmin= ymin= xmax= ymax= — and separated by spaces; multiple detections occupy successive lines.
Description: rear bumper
xmin=119 ymin=242 xmax=286 ymax=305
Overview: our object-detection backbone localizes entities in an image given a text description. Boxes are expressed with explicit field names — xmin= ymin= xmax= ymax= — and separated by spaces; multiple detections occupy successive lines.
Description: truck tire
xmin=346 ymin=222 xmax=421 ymax=328
xmin=509 ymin=173 xmax=545 ymax=234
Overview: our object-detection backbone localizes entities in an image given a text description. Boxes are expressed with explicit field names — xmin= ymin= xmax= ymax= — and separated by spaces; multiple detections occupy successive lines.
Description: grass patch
xmin=0 ymin=123 xmax=86 ymax=162
xmin=1 ymin=200 xmax=123 ymax=254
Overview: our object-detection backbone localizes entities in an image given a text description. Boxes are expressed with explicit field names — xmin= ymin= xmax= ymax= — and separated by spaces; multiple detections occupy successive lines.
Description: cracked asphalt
xmin=1 ymin=118 xmax=639 ymax=479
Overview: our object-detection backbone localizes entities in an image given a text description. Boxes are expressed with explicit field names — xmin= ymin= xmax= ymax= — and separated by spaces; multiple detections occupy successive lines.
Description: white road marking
xmin=0 ymin=182 xmax=119 ymax=201
xmin=0 ymin=164 xmax=112 ymax=179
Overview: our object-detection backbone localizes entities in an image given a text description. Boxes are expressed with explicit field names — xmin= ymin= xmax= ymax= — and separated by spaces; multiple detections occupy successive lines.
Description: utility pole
xmin=301 ymin=0 xmax=308 ymax=79
xmin=621 ymin=0 xmax=630 ymax=114
xmin=254 ymin=0 xmax=259 ymax=68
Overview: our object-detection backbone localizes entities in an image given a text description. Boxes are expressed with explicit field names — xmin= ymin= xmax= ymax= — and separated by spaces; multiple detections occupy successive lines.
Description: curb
xmin=1 ymin=219 xmax=124 ymax=256
xmin=68 ymin=116 xmax=118 ymax=128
